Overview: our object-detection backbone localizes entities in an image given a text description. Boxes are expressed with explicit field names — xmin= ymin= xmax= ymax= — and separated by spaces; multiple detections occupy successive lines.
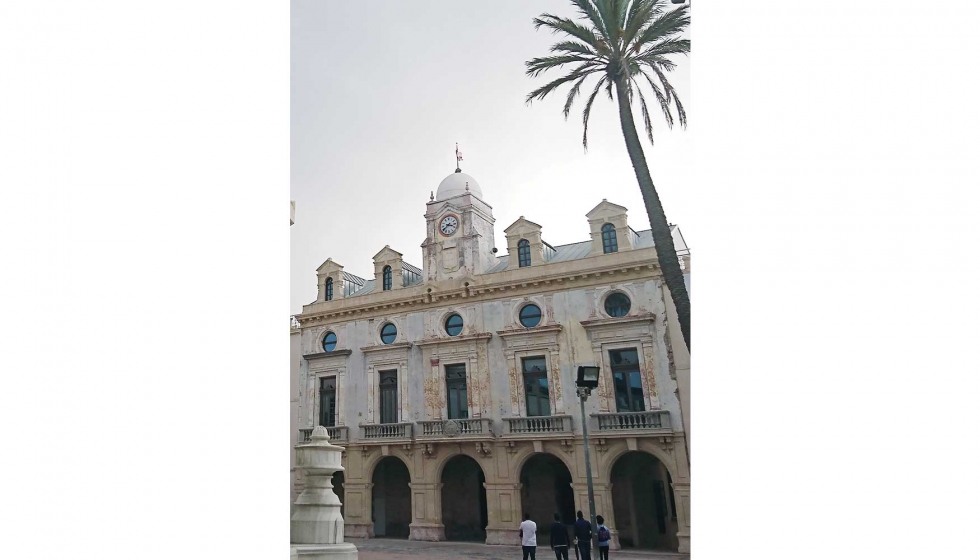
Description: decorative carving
xmin=559 ymin=439 xmax=575 ymax=455
xmin=421 ymin=443 xmax=436 ymax=458
xmin=476 ymin=441 xmax=493 ymax=458
xmin=505 ymin=441 xmax=518 ymax=454
xmin=594 ymin=438 xmax=608 ymax=454
xmin=444 ymin=420 xmax=461 ymax=437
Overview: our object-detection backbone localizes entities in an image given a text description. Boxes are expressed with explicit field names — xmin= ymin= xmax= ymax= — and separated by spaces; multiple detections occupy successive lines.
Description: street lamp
xmin=576 ymin=366 xmax=600 ymax=554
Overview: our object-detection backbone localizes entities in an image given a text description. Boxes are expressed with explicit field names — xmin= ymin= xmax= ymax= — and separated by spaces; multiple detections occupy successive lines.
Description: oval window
xmin=322 ymin=331 xmax=337 ymax=352
xmin=604 ymin=292 xmax=631 ymax=317
xmin=380 ymin=322 xmax=397 ymax=344
xmin=519 ymin=304 xmax=542 ymax=328
xmin=445 ymin=313 xmax=463 ymax=336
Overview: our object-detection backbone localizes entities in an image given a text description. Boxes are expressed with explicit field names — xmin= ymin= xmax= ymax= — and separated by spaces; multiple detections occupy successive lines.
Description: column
xmin=341 ymin=482 xmax=374 ymax=538
xmin=484 ymin=482 xmax=522 ymax=545
xmin=672 ymin=481 xmax=691 ymax=554
xmin=407 ymin=482 xmax=444 ymax=541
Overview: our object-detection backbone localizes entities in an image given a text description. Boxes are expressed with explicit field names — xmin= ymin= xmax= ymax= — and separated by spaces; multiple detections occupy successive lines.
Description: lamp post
xmin=576 ymin=365 xmax=601 ymax=554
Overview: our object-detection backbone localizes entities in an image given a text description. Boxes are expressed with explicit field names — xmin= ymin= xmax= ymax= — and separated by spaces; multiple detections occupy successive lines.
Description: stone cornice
xmin=580 ymin=313 xmax=658 ymax=330
xmin=496 ymin=324 xmax=563 ymax=339
xmin=296 ymin=246 xmax=663 ymax=328
xmin=303 ymin=349 xmax=353 ymax=360
xmin=359 ymin=342 xmax=413 ymax=354
xmin=414 ymin=332 xmax=493 ymax=348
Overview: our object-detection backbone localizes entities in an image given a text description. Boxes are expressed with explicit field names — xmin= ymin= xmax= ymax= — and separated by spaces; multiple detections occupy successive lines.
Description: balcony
xmin=592 ymin=411 xmax=671 ymax=434
xmin=502 ymin=415 xmax=573 ymax=438
xmin=416 ymin=418 xmax=494 ymax=440
xmin=360 ymin=422 xmax=413 ymax=442
xmin=298 ymin=426 xmax=349 ymax=444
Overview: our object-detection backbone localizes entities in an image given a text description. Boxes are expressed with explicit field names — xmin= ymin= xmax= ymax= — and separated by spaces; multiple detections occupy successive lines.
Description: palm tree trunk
xmin=613 ymin=78 xmax=691 ymax=351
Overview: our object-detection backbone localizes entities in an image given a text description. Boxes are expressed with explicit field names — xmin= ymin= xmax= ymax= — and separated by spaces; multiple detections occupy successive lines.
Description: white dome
xmin=436 ymin=170 xmax=482 ymax=201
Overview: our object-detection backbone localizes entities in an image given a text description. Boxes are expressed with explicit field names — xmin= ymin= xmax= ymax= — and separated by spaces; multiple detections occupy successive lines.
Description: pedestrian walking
xmin=520 ymin=512 xmax=537 ymax=560
xmin=549 ymin=513 xmax=570 ymax=560
xmin=595 ymin=515 xmax=610 ymax=560
xmin=573 ymin=510 xmax=592 ymax=560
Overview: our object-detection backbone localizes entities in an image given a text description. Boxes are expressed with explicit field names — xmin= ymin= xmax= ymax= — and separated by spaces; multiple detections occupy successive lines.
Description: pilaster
xmin=407 ymin=482 xmax=445 ymax=541
xmin=484 ymin=482 xmax=522 ymax=545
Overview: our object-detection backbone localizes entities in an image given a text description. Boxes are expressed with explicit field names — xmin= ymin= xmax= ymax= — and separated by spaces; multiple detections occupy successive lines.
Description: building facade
xmin=293 ymin=168 xmax=691 ymax=553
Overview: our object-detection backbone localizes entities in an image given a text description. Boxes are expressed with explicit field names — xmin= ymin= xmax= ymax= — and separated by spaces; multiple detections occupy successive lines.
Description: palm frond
xmin=581 ymin=77 xmax=607 ymax=150
xmin=533 ymin=14 xmax=603 ymax=50
xmin=645 ymin=64 xmax=685 ymax=127
xmin=570 ymin=0 xmax=612 ymax=43
xmin=634 ymin=6 xmax=690 ymax=49
xmin=526 ymin=67 xmax=600 ymax=104
xmin=593 ymin=0 xmax=623 ymax=50
xmin=622 ymin=0 xmax=658 ymax=49
xmin=635 ymin=86 xmax=656 ymax=144
xmin=605 ymin=79 xmax=615 ymax=101
xmin=563 ymin=74 xmax=591 ymax=119
xmin=550 ymin=40 xmax=601 ymax=58
xmin=640 ymin=54 xmax=677 ymax=72
xmin=637 ymin=38 xmax=690 ymax=58
xmin=526 ymin=55 xmax=600 ymax=78
xmin=637 ymin=70 xmax=674 ymax=128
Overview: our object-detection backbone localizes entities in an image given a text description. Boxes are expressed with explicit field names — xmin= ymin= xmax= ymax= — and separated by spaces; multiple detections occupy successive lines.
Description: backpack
xmin=598 ymin=526 xmax=610 ymax=542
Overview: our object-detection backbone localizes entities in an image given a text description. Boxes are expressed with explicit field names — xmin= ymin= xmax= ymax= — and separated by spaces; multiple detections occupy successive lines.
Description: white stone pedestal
xmin=291 ymin=426 xmax=358 ymax=560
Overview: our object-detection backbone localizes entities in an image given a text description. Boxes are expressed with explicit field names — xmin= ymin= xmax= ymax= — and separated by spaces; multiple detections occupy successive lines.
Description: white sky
xmin=291 ymin=0 xmax=692 ymax=314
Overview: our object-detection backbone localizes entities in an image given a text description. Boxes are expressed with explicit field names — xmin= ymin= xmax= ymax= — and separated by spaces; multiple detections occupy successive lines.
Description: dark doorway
xmin=520 ymin=453 xmax=576 ymax=541
xmin=331 ymin=470 xmax=345 ymax=519
xmin=610 ymin=452 xmax=677 ymax=551
xmin=371 ymin=456 xmax=411 ymax=538
xmin=440 ymin=455 xmax=488 ymax=541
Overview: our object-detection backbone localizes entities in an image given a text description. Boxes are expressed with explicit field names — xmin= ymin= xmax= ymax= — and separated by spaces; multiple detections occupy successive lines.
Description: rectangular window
xmin=319 ymin=377 xmax=336 ymax=427
xmin=379 ymin=369 xmax=398 ymax=424
xmin=445 ymin=364 xmax=469 ymax=420
xmin=609 ymin=348 xmax=645 ymax=412
xmin=522 ymin=356 xmax=550 ymax=417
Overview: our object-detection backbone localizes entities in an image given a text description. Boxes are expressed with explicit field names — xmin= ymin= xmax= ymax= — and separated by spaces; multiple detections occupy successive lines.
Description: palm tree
xmin=526 ymin=0 xmax=691 ymax=350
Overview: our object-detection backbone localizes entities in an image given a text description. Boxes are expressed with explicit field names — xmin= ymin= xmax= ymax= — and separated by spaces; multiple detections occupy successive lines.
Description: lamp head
xmin=576 ymin=366 xmax=600 ymax=389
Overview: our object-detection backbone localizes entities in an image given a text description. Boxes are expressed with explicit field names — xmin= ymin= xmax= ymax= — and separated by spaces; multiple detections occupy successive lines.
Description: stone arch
xmin=440 ymin=454 xmax=488 ymax=541
xmin=430 ymin=449 xmax=492 ymax=484
xmin=370 ymin=455 xmax=412 ymax=539
xmin=608 ymin=450 xmax=678 ymax=551
xmin=601 ymin=444 xmax=679 ymax=484
xmin=512 ymin=447 xmax=577 ymax=481
xmin=518 ymin=452 xmax=577 ymax=537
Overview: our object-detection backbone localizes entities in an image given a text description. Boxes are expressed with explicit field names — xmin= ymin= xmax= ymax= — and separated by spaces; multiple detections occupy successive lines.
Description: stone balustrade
xmin=300 ymin=426 xmax=349 ymax=444
xmin=416 ymin=418 xmax=494 ymax=439
xmin=591 ymin=410 xmax=671 ymax=433
xmin=360 ymin=422 xmax=413 ymax=441
xmin=501 ymin=414 xmax=573 ymax=436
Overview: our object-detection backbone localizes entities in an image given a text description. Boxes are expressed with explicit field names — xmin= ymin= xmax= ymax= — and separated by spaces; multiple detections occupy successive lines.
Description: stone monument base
xmin=291 ymin=543 xmax=358 ymax=560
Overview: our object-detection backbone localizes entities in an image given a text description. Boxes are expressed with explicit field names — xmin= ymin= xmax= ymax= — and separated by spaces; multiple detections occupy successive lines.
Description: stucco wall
xmin=298 ymin=277 xmax=682 ymax=439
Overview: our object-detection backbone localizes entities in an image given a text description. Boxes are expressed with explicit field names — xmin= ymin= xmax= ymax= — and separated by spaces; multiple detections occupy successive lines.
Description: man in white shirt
xmin=519 ymin=513 xmax=537 ymax=560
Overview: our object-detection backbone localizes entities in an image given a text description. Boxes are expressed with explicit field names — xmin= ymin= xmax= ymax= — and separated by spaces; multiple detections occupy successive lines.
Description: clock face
xmin=439 ymin=214 xmax=459 ymax=236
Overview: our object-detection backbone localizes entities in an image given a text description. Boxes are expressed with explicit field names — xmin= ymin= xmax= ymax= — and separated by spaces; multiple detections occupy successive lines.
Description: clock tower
xmin=421 ymin=167 xmax=496 ymax=284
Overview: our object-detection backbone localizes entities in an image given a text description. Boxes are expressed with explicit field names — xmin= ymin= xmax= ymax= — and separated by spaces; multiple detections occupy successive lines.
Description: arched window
xmin=382 ymin=265 xmax=392 ymax=291
xmin=601 ymin=223 xmax=618 ymax=254
xmin=325 ymin=277 xmax=333 ymax=301
xmin=518 ymin=239 xmax=531 ymax=267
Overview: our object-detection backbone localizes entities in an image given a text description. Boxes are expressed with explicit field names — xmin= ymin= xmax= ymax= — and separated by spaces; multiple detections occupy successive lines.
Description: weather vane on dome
xmin=455 ymin=143 xmax=463 ymax=173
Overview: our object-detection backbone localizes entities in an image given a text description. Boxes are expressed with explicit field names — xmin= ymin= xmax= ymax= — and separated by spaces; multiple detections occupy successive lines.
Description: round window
xmin=380 ymin=322 xmax=397 ymax=344
xmin=519 ymin=304 xmax=542 ymax=328
xmin=322 ymin=331 xmax=337 ymax=352
xmin=445 ymin=313 xmax=463 ymax=336
xmin=604 ymin=292 xmax=631 ymax=317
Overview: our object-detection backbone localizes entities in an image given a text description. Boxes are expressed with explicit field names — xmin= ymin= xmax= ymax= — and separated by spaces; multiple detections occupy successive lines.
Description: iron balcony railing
xmin=299 ymin=426 xmax=348 ymax=443
xmin=360 ymin=422 xmax=413 ymax=440
xmin=502 ymin=415 xmax=573 ymax=436
xmin=416 ymin=418 xmax=494 ymax=439
xmin=592 ymin=410 xmax=671 ymax=432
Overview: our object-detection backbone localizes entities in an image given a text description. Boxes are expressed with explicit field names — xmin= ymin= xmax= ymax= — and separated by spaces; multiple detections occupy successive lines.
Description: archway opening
xmin=610 ymin=451 xmax=677 ymax=551
xmin=371 ymin=456 xmax=411 ymax=538
xmin=440 ymin=455 xmax=488 ymax=541
xmin=520 ymin=453 xmax=575 ymax=541
xmin=331 ymin=470 xmax=345 ymax=519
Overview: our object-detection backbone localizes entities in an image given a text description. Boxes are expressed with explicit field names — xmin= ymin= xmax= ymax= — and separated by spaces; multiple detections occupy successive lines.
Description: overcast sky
xmin=291 ymin=0 xmax=692 ymax=314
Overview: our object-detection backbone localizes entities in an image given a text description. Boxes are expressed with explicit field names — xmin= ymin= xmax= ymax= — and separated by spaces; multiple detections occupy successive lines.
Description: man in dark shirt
xmin=573 ymin=510 xmax=593 ymax=560
xmin=549 ymin=513 xmax=570 ymax=560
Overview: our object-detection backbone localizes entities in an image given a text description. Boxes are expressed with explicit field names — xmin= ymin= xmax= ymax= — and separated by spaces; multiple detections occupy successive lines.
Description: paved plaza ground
xmin=348 ymin=538 xmax=689 ymax=560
